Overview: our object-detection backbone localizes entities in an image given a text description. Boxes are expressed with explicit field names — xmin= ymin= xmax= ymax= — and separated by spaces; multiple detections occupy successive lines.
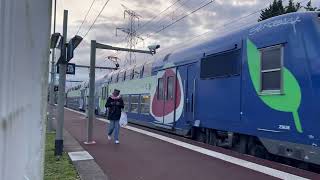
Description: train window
xmin=101 ymin=87 xmax=104 ymax=98
xmin=112 ymin=72 xmax=118 ymax=83
xmin=200 ymin=49 xmax=241 ymax=79
xmin=116 ymin=73 xmax=119 ymax=82
xmin=140 ymin=94 xmax=150 ymax=114
xmin=103 ymin=87 xmax=108 ymax=98
xmin=118 ymin=70 xmax=125 ymax=82
xmin=167 ymin=76 xmax=174 ymax=100
xmin=260 ymin=45 xmax=283 ymax=93
xmin=130 ymin=95 xmax=140 ymax=113
xmin=108 ymin=72 xmax=113 ymax=83
xmin=125 ymin=68 xmax=133 ymax=81
xmin=140 ymin=66 xmax=144 ymax=77
xmin=133 ymin=65 xmax=143 ymax=79
xmin=122 ymin=95 xmax=129 ymax=112
xmin=130 ymin=69 xmax=134 ymax=80
xmin=143 ymin=62 xmax=152 ymax=78
xmin=157 ymin=78 xmax=164 ymax=100
xmin=261 ymin=47 xmax=281 ymax=70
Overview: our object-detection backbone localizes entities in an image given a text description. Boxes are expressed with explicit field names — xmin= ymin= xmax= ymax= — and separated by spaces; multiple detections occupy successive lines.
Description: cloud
xmin=53 ymin=0 xmax=320 ymax=84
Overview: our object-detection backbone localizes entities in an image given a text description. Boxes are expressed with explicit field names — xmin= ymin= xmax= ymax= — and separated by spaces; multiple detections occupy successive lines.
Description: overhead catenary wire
xmin=158 ymin=0 xmax=214 ymax=34
xmin=144 ymin=0 xmax=215 ymax=40
xmin=79 ymin=0 xmax=310 ymax=71
xmin=137 ymin=0 xmax=183 ymax=32
xmin=121 ymin=0 xmax=213 ymax=48
xmin=157 ymin=0 xmax=310 ymax=54
xmin=199 ymin=0 xmax=309 ymax=38
xmin=72 ymin=0 xmax=112 ymax=65
xmin=153 ymin=0 xmax=196 ymax=31
xmin=75 ymin=0 xmax=97 ymax=36
xmin=112 ymin=0 xmax=186 ymax=56
xmin=114 ymin=0 xmax=215 ymax=59
xmin=82 ymin=0 xmax=112 ymax=39
xmin=138 ymin=0 xmax=194 ymax=36
xmin=110 ymin=0 xmax=303 ymax=62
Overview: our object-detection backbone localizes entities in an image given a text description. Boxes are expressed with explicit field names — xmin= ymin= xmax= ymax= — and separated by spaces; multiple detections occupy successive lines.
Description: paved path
xmin=62 ymin=108 xmax=320 ymax=180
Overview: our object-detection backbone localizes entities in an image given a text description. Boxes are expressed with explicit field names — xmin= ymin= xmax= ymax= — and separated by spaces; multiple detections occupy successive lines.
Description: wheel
xmin=199 ymin=128 xmax=206 ymax=143
xmin=234 ymin=135 xmax=248 ymax=154
xmin=249 ymin=144 xmax=268 ymax=159
xmin=297 ymin=162 xmax=309 ymax=170
xmin=190 ymin=127 xmax=197 ymax=140
xmin=191 ymin=127 xmax=206 ymax=143
xmin=205 ymin=129 xmax=210 ymax=144
xmin=209 ymin=130 xmax=218 ymax=146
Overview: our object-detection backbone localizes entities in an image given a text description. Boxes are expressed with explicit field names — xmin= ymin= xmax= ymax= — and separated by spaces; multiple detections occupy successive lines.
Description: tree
xmin=277 ymin=0 xmax=285 ymax=14
xmin=259 ymin=0 xmax=305 ymax=21
xmin=259 ymin=0 xmax=285 ymax=21
xmin=286 ymin=0 xmax=301 ymax=13
xmin=305 ymin=0 xmax=318 ymax=11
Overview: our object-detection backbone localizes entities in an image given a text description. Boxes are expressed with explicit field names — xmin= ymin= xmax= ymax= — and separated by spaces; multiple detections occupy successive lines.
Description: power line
xmin=146 ymin=0 xmax=215 ymax=38
xmin=158 ymin=0 xmax=310 ymax=54
xmin=141 ymin=0 xmax=193 ymax=35
xmin=137 ymin=0 xmax=182 ymax=31
xmin=113 ymin=0 xmax=185 ymax=53
xmin=75 ymin=0 xmax=97 ymax=35
xmin=82 ymin=0 xmax=111 ymax=39
xmin=115 ymin=0 xmax=214 ymax=58
xmin=198 ymin=0 xmax=309 ymax=36
xmin=83 ymin=0 xmax=310 ymax=69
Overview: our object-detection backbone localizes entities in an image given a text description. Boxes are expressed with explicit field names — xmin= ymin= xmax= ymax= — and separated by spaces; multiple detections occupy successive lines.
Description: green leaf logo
xmin=246 ymin=39 xmax=303 ymax=133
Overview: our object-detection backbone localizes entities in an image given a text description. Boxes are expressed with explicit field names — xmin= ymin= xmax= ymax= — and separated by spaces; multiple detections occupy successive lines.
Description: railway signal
xmin=67 ymin=35 xmax=83 ymax=62
xmin=50 ymin=33 xmax=61 ymax=49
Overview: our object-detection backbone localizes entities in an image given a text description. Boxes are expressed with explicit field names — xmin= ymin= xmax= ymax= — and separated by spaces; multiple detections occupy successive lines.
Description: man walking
xmin=105 ymin=89 xmax=124 ymax=144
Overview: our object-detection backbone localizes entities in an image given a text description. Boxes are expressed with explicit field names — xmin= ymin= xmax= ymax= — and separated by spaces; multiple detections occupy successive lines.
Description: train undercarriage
xmin=190 ymin=127 xmax=320 ymax=173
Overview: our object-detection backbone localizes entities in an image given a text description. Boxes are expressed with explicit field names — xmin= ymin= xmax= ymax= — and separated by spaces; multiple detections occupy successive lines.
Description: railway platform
xmin=49 ymin=105 xmax=320 ymax=180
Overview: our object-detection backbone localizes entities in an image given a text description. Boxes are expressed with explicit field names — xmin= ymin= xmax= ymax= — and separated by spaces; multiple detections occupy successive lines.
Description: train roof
xmin=152 ymin=12 xmax=319 ymax=70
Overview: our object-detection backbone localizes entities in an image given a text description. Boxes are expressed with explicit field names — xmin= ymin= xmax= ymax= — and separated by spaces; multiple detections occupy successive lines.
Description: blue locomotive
xmin=66 ymin=12 xmax=320 ymax=167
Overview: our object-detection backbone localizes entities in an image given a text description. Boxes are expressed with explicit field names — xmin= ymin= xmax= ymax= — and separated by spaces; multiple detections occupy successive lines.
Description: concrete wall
xmin=0 ymin=0 xmax=52 ymax=179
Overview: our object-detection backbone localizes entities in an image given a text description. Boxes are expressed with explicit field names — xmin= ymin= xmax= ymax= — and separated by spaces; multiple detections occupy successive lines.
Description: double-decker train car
xmin=66 ymin=12 xmax=320 ymax=168
xmin=66 ymin=81 xmax=88 ymax=111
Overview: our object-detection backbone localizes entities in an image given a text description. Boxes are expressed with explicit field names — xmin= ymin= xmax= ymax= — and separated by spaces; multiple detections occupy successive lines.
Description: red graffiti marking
xmin=152 ymin=69 xmax=182 ymax=117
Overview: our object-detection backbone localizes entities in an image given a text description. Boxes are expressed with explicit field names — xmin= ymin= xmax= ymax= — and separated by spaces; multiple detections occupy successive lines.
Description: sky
xmin=52 ymin=0 xmax=320 ymax=87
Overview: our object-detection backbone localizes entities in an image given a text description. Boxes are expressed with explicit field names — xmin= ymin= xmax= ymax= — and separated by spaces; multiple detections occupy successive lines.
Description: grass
xmin=44 ymin=133 xmax=79 ymax=180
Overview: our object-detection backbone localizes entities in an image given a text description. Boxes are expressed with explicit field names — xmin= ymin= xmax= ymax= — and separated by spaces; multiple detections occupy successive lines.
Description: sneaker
xmin=115 ymin=140 xmax=119 ymax=144
xmin=107 ymin=135 xmax=111 ymax=140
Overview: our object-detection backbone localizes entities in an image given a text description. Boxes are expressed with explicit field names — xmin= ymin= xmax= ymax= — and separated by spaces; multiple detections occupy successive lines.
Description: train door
xmin=153 ymin=67 xmax=177 ymax=127
xmin=186 ymin=64 xmax=197 ymax=125
xmin=177 ymin=63 xmax=197 ymax=127
xmin=163 ymin=68 xmax=176 ymax=125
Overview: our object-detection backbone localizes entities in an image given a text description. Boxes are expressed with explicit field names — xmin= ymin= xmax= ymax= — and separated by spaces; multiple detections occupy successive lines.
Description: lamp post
xmin=52 ymin=10 xmax=83 ymax=157
xmin=85 ymin=41 xmax=159 ymax=144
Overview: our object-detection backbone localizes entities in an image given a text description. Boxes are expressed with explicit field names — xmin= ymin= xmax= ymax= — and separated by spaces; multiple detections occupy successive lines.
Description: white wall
xmin=0 ymin=0 xmax=52 ymax=179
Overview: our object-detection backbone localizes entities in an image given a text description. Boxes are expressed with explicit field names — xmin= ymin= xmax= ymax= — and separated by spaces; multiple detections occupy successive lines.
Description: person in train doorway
xmin=105 ymin=89 xmax=124 ymax=144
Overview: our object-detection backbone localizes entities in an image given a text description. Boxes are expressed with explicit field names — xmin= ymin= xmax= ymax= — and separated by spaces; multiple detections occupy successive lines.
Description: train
xmin=66 ymin=12 xmax=320 ymax=169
